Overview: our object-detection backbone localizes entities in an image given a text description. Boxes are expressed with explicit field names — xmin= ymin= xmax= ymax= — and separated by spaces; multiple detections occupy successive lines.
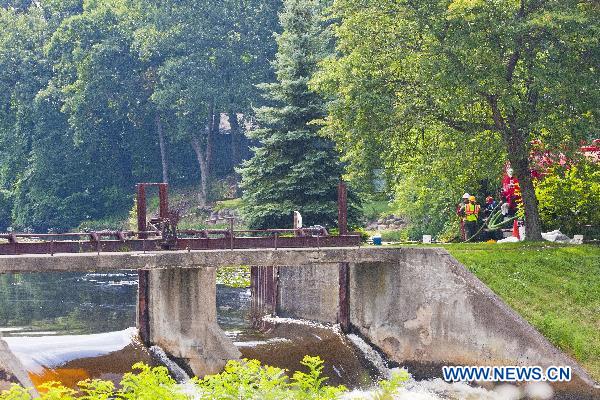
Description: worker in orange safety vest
xmin=462 ymin=195 xmax=480 ymax=240
xmin=457 ymin=193 xmax=470 ymax=240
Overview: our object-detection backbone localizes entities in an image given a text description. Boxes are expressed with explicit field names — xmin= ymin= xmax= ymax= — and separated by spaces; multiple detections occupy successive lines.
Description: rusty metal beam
xmin=137 ymin=269 xmax=151 ymax=345
xmin=0 ymin=235 xmax=361 ymax=255
xmin=136 ymin=184 xmax=147 ymax=239
xmin=250 ymin=266 xmax=279 ymax=328
xmin=338 ymin=262 xmax=350 ymax=333
xmin=338 ymin=181 xmax=348 ymax=235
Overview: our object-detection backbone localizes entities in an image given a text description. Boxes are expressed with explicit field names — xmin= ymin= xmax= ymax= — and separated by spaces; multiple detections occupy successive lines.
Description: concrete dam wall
xmin=0 ymin=337 xmax=37 ymax=396
xmin=273 ymin=248 xmax=597 ymax=393
xmin=0 ymin=247 xmax=597 ymax=395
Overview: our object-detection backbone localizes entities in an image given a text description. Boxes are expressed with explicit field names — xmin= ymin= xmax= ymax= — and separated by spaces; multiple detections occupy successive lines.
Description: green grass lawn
xmin=443 ymin=242 xmax=600 ymax=381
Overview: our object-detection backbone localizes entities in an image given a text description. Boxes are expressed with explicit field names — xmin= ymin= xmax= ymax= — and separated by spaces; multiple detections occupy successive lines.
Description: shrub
xmin=0 ymin=190 xmax=12 ymax=231
xmin=535 ymin=160 xmax=600 ymax=238
xmin=379 ymin=230 xmax=409 ymax=243
xmin=196 ymin=356 xmax=346 ymax=400
xmin=1 ymin=357 xmax=408 ymax=400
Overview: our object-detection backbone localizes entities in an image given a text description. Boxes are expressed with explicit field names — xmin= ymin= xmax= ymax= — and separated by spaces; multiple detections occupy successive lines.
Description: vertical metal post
xmin=137 ymin=184 xmax=147 ymax=239
xmin=229 ymin=217 xmax=234 ymax=250
xmin=338 ymin=262 xmax=351 ymax=333
xmin=137 ymin=269 xmax=151 ymax=345
xmin=250 ymin=266 xmax=278 ymax=324
xmin=250 ymin=266 xmax=257 ymax=320
xmin=338 ymin=180 xmax=348 ymax=235
xmin=158 ymin=183 xmax=169 ymax=219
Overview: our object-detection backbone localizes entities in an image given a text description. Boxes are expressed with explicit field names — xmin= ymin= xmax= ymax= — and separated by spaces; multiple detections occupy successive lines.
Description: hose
xmin=463 ymin=202 xmax=518 ymax=243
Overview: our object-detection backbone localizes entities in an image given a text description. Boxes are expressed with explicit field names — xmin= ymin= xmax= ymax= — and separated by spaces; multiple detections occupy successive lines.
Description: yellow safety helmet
xmin=469 ymin=195 xmax=476 ymax=202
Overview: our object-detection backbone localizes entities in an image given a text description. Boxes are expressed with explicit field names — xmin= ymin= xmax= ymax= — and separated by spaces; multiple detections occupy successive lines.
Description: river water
xmin=0 ymin=271 xmax=578 ymax=399
xmin=0 ymin=271 xmax=377 ymax=389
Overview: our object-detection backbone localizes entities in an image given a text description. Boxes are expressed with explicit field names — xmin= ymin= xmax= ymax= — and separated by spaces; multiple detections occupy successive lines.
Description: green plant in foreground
xmin=0 ymin=363 xmax=185 ymax=400
xmin=372 ymin=370 xmax=410 ymax=400
xmin=2 ymin=356 xmax=391 ymax=400
xmin=197 ymin=356 xmax=347 ymax=400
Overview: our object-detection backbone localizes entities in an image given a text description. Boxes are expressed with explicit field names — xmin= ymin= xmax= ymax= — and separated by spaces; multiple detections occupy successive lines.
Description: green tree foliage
xmin=313 ymin=0 xmax=600 ymax=240
xmin=535 ymin=160 xmax=600 ymax=238
xmin=0 ymin=0 xmax=32 ymax=11
xmin=0 ymin=0 xmax=281 ymax=231
xmin=393 ymin=131 xmax=506 ymax=240
xmin=0 ymin=189 xmax=11 ymax=230
xmin=134 ymin=0 xmax=282 ymax=205
xmin=239 ymin=0 xmax=358 ymax=230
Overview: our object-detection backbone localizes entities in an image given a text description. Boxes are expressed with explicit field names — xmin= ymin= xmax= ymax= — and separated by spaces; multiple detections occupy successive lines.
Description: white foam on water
xmin=523 ymin=382 xmax=554 ymax=399
xmin=262 ymin=316 xmax=344 ymax=336
xmin=105 ymin=280 xmax=138 ymax=286
xmin=149 ymin=346 xmax=190 ymax=383
xmin=0 ymin=327 xmax=24 ymax=332
xmin=342 ymin=377 xmax=524 ymax=400
xmin=344 ymin=333 xmax=519 ymax=400
xmin=178 ymin=381 xmax=202 ymax=399
xmin=82 ymin=273 xmax=128 ymax=278
xmin=409 ymin=378 xmax=503 ymax=399
xmin=346 ymin=333 xmax=391 ymax=379
xmin=10 ymin=331 xmax=59 ymax=336
xmin=233 ymin=337 xmax=292 ymax=347
xmin=4 ymin=327 xmax=137 ymax=373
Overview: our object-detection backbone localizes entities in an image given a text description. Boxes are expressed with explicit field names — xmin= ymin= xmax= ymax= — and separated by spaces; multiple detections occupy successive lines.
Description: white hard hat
xmin=462 ymin=193 xmax=470 ymax=199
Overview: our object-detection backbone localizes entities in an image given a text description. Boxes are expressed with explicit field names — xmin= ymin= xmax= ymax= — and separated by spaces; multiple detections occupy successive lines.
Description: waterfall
xmin=346 ymin=333 xmax=392 ymax=380
xmin=149 ymin=346 xmax=190 ymax=383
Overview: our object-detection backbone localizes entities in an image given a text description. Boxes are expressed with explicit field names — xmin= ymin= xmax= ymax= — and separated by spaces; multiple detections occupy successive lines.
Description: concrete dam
xmin=0 ymin=247 xmax=597 ymax=397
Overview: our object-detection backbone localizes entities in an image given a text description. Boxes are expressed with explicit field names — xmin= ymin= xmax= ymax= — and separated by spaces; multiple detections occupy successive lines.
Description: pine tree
xmin=239 ymin=0 xmax=354 ymax=230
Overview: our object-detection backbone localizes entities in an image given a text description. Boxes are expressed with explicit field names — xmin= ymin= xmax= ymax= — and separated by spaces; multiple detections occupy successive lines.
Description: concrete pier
xmin=139 ymin=267 xmax=240 ymax=377
xmin=0 ymin=337 xmax=37 ymax=395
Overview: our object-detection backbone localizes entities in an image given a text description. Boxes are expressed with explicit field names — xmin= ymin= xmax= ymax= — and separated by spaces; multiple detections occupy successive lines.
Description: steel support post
xmin=137 ymin=269 xmax=151 ymax=345
xmin=338 ymin=181 xmax=348 ymax=235
xmin=338 ymin=262 xmax=351 ymax=333
xmin=136 ymin=184 xmax=147 ymax=239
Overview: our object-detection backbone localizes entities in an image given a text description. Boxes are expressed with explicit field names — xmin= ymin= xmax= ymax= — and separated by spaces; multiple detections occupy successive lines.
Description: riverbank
xmin=442 ymin=243 xmax=600 ymax=382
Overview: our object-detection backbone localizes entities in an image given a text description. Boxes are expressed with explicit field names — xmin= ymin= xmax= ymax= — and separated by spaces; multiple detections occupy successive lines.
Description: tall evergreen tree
xmin=239 ymin=0 xmax=355 ymax=230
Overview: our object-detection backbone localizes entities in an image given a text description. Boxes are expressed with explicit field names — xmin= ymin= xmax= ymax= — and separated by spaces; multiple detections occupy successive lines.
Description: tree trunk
xmin=156 ymin=114 xmax=169 ymax=184
xmin=504 ymin=130 xmax=543 ymax=241
xmin=207 ymin=111 xmax=218 ymax=174
xmin=191 ymin=137 xmax=208 ymax=206
xmin=229 ymin=111 xmax=241 ymax=169
xmin=487 ymin=95 xmax=543 ymax=241
xmin=190 ymin=103 xmax=217 ymax=207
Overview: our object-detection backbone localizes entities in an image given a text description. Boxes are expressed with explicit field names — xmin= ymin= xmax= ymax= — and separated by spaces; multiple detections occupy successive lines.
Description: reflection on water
xmin=0 ymin=273 xmax=379 ymax=390
xmin=0 ymin=272 xmax=138 ymax=336
xmin=0 ymin=272 xmax=149 ymax=390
